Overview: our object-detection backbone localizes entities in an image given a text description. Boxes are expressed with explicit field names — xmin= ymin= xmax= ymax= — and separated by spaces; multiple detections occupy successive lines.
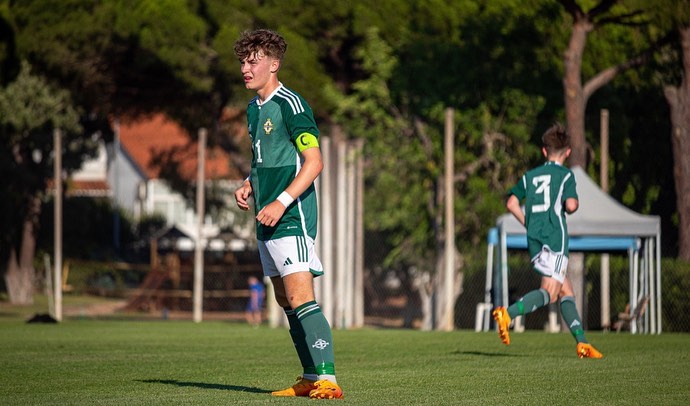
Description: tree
xmin=11 ymin=0 xmax=221 ymax=131
xmin=653 ymin=0 xmax=690 ymax=260
xmin=0 ymin=61 xmax=84 ymax=304
xmin=329 ymin=25 xmax=543 ymax=329
xmin=559 ymin=0 xmax=670 ymax=168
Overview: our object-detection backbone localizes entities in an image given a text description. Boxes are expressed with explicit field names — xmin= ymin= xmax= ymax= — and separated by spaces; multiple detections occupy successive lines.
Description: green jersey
xmin=246 ymin=84 xmax=320 ymax=241
xmin=508 ymin=161 xmax=578 ymax=257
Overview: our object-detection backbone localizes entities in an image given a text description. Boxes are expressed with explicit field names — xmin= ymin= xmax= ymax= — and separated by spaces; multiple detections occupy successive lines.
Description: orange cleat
xmin=271 ymin=376 xmax=317 ymax=397
xmin=309 ymin=379 xmax=344 ymax=399
xmin=492 ymin=306 xmax=512 ymax=345
xmin=577 ymin=343 xmax=603 ymax=359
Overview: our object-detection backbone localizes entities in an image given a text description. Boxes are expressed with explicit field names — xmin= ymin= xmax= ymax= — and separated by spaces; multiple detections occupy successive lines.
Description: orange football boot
xmin=271 ymin=376 xmax=317 ymax=397
xmin=492 ymin=306 xmax=512 ymax=345
xmin=309 ymin=379 xmax=344 ymax=399
xmin=577 ymin=343 xmax=603 ymax=359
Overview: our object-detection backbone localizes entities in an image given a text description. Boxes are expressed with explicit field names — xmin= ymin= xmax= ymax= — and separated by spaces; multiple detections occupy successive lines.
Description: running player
xmin=233 ymin=29 xmax=343 ymax=398
xmin=492 ymin=123 xmax=603 ymax=359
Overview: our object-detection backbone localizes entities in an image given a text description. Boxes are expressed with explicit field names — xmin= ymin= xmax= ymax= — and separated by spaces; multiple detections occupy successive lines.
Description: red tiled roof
xmin=67 ymin=180 xmax=111 ymax=196
xmin=118 ymin=113 xmax=241 ymax=182
xmin=47 ymin=179 xmax=112 ymax=197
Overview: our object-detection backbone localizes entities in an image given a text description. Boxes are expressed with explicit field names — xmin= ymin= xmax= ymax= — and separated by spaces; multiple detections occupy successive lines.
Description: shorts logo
xmin=263 ymin=118 xmax=274 ymax=134
xmin=283 ymin=257 xmax=293 ymax=266
xmin=312 ymin=339 xmax=330 ymax=350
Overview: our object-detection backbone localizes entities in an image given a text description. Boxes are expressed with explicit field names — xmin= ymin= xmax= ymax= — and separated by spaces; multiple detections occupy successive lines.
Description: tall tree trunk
xmin=564 ymin=19 xmax=592 ymax=169
xmin=664 ymin=27 xmax=690 ymax=261
xmin=4 ymin=196 xmax=40 ymax=305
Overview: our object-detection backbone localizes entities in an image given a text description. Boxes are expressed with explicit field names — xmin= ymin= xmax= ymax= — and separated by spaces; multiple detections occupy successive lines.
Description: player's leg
xmin=257 ymin=241 xmax=316 ymax=396
xmin=281 ymin=272 xmax=340 ymax=398
xmin=508 ymin=284 xmax=552 ymax=319
xmin=282 ymin=271 xmax=342 ymax=397
xmin=269 ymin=276 xmax=319 ymax=396
xmin=265 ymin=237 xmax=342 ymax=398
xmin=559 ymin=279 xmax=603 ymax=358
xmin=493 ymin=244 xmax=563 ymax=345
xmin=558 ymin=278 xmax=586 ymax=342
xmin=493 ymin=280 xmax=552 ymax=346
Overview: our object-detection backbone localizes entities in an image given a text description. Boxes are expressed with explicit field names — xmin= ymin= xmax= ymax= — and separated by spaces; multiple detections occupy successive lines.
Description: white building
xmin=71 ymin=113 xmax=252 ymax=251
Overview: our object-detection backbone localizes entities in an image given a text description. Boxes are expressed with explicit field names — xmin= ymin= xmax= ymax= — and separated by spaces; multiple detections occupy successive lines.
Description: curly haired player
xmin=233 ymin=29 xmax=343 ymax=398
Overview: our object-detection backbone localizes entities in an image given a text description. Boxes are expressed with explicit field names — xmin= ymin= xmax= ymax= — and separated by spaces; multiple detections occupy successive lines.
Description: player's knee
xmin=287 ymin=293 xmax=314 ymax=309
xmin=545 ymin=289 xmax=560 ymax=303
xmin=273 ymin=291 xmax=289 ymax=308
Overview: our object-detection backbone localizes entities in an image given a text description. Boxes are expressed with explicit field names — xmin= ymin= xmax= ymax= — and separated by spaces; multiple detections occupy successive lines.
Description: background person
xmin=492 ymin=123 xmax=603 ymax=359
xmin=245 ymin=275 xmax=265 ymax=327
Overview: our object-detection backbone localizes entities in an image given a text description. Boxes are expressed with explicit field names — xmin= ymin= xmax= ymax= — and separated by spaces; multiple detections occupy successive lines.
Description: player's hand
xmin=256 ymin=200 xmax=287 ymax=227
xmin=234 ymin=182 xmax=253 ymax=211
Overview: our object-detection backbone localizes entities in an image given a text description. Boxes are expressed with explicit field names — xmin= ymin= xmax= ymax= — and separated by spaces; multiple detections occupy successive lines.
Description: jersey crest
xmin=263 ymin=118 xmax=274 ymax=134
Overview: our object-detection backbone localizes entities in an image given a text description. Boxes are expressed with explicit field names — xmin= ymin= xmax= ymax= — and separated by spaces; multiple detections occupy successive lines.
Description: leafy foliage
xmin=0 ymin=61 xmax=88 ymax=264
xmin=328 ymin=27 xmax=542 ymax=271
xmin=0 ymin=0 xmax=684 ymax=278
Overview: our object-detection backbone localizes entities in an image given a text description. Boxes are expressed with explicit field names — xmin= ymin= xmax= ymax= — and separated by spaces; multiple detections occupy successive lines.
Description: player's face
xmin=240 ymin=51 xmax=278 ymax=95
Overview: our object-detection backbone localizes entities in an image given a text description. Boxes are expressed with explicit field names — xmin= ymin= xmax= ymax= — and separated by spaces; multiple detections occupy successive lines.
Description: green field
xmin=1 ymin=314 xmax=689 ymax=405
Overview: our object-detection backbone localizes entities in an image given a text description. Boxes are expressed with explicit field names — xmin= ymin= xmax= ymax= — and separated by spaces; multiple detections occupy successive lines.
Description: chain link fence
xmin=38 ymin=243 xmax=690 ymax=333
xmin=363 ymin=247 xmax=690 ymax=333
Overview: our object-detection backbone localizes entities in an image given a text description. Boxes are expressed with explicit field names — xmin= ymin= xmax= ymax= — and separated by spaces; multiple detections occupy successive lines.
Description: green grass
xmin=1 ymin=320 xmax=689 ymax=405
xmin=0 ymin=294 xmax=126 ymax=320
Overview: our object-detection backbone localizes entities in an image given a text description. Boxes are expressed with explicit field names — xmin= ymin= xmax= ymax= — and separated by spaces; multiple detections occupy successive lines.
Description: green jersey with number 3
xmin=246 ymin=84 xmax=320 ymax=241
xmin=509 ymin=161 xmax=578 ymax=257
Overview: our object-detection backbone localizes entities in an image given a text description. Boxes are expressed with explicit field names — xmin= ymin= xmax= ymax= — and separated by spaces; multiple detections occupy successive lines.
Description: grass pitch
xmin=1 ymin=317 xmax=689 ymax=405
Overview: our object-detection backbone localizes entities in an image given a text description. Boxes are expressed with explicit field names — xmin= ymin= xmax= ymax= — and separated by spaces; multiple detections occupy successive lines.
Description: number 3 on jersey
xmin=532 ymin=175 xmax=551 ymax=213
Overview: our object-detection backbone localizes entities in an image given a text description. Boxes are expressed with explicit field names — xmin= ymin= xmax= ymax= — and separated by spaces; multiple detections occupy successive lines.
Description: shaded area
xmin=451 ymin=350 xmax=528 ymax=358
xmin=136 ymin=379 xmax=270 ymax=394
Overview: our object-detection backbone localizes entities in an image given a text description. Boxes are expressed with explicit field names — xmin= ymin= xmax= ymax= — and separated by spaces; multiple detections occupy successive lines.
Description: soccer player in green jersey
xmin=492 ymin=123 xmax=603 ymax=359
xmin=233 ymin=29 xmax=343 ymax=399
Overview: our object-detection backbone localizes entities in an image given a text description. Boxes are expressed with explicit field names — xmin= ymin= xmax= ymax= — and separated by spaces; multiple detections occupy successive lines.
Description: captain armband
xmin=296 ymin=132 xmax=319 ymax=153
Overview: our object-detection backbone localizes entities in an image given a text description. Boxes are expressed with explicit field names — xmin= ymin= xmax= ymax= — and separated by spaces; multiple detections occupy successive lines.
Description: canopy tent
xmin=478 ymin=166 xmax=661 ymax=334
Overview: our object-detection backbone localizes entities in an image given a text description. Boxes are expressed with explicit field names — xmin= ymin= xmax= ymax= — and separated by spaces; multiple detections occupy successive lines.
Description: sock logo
xmin=570 ymin=320 xmax=581 ymax=328
xmin=312 ymin=339 xmax=330 ymax=350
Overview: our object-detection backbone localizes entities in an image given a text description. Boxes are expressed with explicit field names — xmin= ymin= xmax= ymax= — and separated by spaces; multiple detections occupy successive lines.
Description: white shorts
xmin=257 ymin=235 xmax=324 ymax=278
xmin=531 ymin=246 xmax=568 ymax=283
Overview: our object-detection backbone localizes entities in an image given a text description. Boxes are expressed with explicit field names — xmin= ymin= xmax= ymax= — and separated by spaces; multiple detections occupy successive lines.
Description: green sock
xmin=508 ymin=288 xmax=549 ymax=319
xmin=560 ymin=296 xmax=587 ymax=343
xmin=295 ymin=301 xmax=336 ymax=376
xmin=284 ymin=307 xmax=316 ymax=376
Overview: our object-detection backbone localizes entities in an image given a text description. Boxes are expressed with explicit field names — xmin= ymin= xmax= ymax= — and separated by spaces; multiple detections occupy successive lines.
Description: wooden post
xmin=353 ymin=139 xmax=365 ymax=327
xmin=193 ymin=128 xmax=206 ymax=323
xmin=600 ymin=109 xmax=610 ymax=330
xmin=344 ymin=142 xmax=356 ymax=328
xmin=53 ymin=128 xmax=63 ymax=322
xmin=319 ymin=136 xmax=334 ymax=323
xmin=443 ymin=107 xmax=455 ymax=331
xmin=335 ymin=140 xmax=347 ymax=328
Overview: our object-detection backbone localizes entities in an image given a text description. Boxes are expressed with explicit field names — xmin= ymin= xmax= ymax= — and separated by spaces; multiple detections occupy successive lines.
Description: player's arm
xmin=563 ymin=173 xmax=578 ymax=214
xmin=506 ymin=194 xmax=525 ymax=227
xmin=255 ymin=133 xmax=323 ymax=227
xmin=564 ymin=197 xmax=579 ymax=214
xmin=234 ymin=177 xmax=253 ymax=211
xmin=282 ymin=133 xmax=323 ymax=200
